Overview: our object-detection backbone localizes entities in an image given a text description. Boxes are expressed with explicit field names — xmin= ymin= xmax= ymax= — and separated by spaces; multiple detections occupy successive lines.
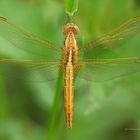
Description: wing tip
xmin=0 ymin=16 xmax=7 ymax=22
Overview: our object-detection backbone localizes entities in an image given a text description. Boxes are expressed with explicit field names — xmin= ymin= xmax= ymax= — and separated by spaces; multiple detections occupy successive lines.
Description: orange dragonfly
xmin=0 ymin=16 xmax=140 ymax=128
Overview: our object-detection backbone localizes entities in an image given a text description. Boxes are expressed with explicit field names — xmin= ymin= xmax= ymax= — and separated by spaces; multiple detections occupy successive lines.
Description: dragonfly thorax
xmin=63 ymin=23 xmax=80 ymax=36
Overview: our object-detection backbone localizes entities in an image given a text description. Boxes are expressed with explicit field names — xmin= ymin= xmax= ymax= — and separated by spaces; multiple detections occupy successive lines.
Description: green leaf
xmin=64 ymin=0 xmax=79 ymax=18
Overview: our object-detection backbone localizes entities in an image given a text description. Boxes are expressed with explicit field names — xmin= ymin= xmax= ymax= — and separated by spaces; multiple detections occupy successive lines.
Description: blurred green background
xmin=0 ymin=0 xmax=140 ymax=140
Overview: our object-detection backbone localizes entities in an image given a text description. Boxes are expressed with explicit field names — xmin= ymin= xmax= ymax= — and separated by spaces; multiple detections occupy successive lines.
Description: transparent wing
xmin=0 ymin=17 xmax=61 ymax=60
xmin=80 ymin=16 xmax=140 ymax=59
xmin=0 ymin=58 xmax=62 ymax=82
xmin=77 ymin=58 xmax=140 ymax=82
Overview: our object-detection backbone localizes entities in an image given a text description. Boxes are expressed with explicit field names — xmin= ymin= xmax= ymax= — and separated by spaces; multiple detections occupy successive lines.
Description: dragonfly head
xmin=63 ymin=23 xmax=80 ymax=36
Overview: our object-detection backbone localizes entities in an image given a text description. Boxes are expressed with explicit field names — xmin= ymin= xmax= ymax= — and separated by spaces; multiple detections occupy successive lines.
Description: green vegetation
xmin=0 ymin=0 xmax=140 ymax=140
xmin=64 ymin=0 xmax=79 ymax=19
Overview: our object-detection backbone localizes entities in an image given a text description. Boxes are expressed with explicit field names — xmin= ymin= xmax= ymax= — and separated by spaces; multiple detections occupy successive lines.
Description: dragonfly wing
xmin=80 ymin=16 xmax=140 ymax=59
xmin=0 ymin=58 xmax=63 ymax=83
xmin=76 ymin=58 xmax=140 ymax=82
xmin=0 ymin=17 xmax=61 ymax=60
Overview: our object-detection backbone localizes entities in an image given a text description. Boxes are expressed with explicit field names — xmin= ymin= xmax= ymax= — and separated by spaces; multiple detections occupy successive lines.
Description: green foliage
xmin=64 ymin=0 xmax=79 ymax=19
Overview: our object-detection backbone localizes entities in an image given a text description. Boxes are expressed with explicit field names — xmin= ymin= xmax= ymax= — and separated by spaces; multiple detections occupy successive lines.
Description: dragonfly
xmin=0 ymin=16 xmax=140 ymax=128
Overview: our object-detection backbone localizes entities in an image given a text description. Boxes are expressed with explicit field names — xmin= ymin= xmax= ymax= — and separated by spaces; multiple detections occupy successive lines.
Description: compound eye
xmin=63 ymin=23 xmax=80 ymax=36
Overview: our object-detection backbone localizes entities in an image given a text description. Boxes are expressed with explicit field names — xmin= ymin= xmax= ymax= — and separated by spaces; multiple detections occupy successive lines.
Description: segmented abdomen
xmin=64 ymin=62 xmax=74 ymax=128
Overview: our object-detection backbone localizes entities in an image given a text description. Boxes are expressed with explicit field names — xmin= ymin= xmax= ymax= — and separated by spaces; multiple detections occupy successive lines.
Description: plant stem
xmin=0 ymin=76 xmax=8 ymax=120
xmin=47 ymin=72 xmax=63 ymax=140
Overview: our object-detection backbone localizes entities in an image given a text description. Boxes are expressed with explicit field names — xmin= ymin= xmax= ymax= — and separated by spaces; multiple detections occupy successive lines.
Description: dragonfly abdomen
xmin=64 ymin=61 xmax=74 ymax=128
